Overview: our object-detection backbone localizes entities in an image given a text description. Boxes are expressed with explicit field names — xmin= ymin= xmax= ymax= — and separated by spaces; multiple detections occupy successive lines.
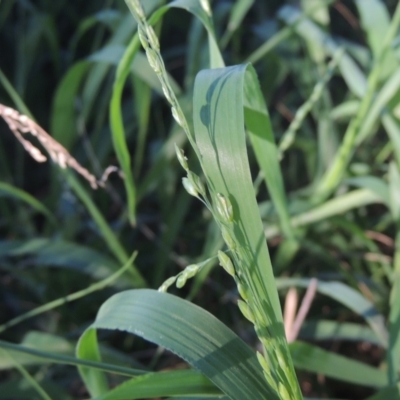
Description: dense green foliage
xmin=1 ymin=0 xmax=400 ymax=399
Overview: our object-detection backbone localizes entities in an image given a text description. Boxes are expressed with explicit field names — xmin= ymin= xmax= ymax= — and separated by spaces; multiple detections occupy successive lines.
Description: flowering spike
xmin=146 ymin=25 xmax=160 ymax=50
xmin=137 ymin=25 xmax=148 ymax=49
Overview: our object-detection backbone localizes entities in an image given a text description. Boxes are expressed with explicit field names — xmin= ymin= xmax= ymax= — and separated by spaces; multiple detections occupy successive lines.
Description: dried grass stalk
xmin=0 ymin=103 xmax=99 ymax=189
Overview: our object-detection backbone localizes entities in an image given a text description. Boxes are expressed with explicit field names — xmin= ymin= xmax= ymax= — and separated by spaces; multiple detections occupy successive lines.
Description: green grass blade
xmin=0 ymin=182 xmax=55 ymax=224
xmin=299 ymin=320 xmax=381 ymax=345
xmin=0 ymin=349 xmax=52 ymax=400
xmin=0 ymin=238 xmax=127 ymax=285
xmin=277 ymin=279 xmax=388 ymax=347
xmin=65 ymin=172 xmax=146 ymax=287
xmin=50 ymin=61 xmax=91 ymax=149
xmin=94 ymin=370 xmax=222 ymax=400
xmin=355 ymin=0 xmax=397 ymax=79
xmin=265 ymin=188 xmax=385 ymax=238
xmin=366 ymin=384 xmax=400 ymax=400
xmin=0 ymin=253 xmax=136 ymax=334
xmin=109 ymin=36 xmax=141 ymax=225
xmin=290 ymin=341 xmax=387 ymax=388
xmin=278 ymin=5 xmax=367 ymax=98
xmin=193 ymin=63 xmax=299 ymax=396
xmin=0 ymin=339 xmax=147 ymax=376
xmin=220 ymin=0 xmax=254 ymax=49
xmin=166 ymin=0 xmax=224 ymax=68
xmin=76 ymin=289 xmax=277 ymax=399
xmin=388 ymin=162 xmax=400 ymax=384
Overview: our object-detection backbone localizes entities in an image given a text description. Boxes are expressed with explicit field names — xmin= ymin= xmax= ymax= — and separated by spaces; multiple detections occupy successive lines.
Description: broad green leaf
xmin=290 ymin=341 xmax=387 ymax=387
xmin=192 ymin=63 xmax=300 ymax=396
xmin=76 ymin=289 xmax=277 ymax=399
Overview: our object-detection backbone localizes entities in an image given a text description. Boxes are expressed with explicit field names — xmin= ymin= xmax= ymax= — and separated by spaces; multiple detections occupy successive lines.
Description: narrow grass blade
xmin=0 ymin=253 xmax=136 ymax=334
xmin=50 ymin=61 xmax=91 ymax=149
xmin=65 ymin=172 xmax=146 ymax=287
xmin=0 ymin=182 xmax=55 ymax=224
xmin=0 ymin=349 xmax=51 ymax=400
xmin=277 ymin=279 xmax=388 ymax=347
xmin=220 ymin=0 xmax=254 ymax=49
xmin=0 ymin=339 xmax=147 ymax=376
xmin=265 ymin=188 xmax=385 ymax=238
xmin=0 ymin=68 xmax=33 ymax=117
xmin=278 ymin=5 xmax=367 ymax=98
xmin=93 ymin=370 xmax=222 ymax=400
xmin=76 ymin=289 xmax=277 ymax=399
xmin=388 ymin=162 xmax=400 ymax=384
xmin=355 ymin=0 xmax=397 ymax=79
xmin=366 ymin=384 xmax=400 ymax=400
xmin=290 ymin=341 xmax=387 ymax=387
xmin=299 ymin=320 xmax=381 ymax=345
xmin=0 ymin=238 xmax=127 ymax=285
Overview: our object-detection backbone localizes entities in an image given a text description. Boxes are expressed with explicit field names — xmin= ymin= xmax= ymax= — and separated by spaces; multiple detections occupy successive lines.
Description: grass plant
xmin=0 ymin=0 xmax=400 ymax=399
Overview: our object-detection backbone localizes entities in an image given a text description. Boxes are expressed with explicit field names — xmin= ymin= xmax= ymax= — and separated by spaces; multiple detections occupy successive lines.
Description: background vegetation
xmin=0 ymin=0 xmax=400 ymax=399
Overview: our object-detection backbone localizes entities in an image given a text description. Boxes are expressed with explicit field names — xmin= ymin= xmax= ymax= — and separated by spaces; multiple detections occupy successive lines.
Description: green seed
xmin=188 ymin=171 xmax=205 ymax=196
xmin=146 ymin=25 xmax=160 ymax=50
xmin=158 ymin=276 xmax=177 ymax=292
xmin=237 ymin=281 xmax=249 ymax=302
xmin=220 ymin=226 xmax=236 ymax=250
xmin=278 ymin=382 xmax=292 ymax=400
xmin=146 ymin=48 xmax=161 ymax=74
xmin=237 ymin=299 xmax=254 ymax=323
xmin=185 ymin=264 xmax=200 ymax=278
xmin=217 ymin=250 xmax=235 ymax=277
xmin=176 ymin=273 xmax=188 ymax=288
xmin=182 ymin=177 xmax=199 ymax=197
xmin=215 ymin=193 xmax=234 ymax=223
xmin=175 ymin=144 xmax=188 ymax=171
